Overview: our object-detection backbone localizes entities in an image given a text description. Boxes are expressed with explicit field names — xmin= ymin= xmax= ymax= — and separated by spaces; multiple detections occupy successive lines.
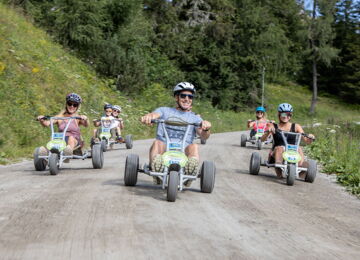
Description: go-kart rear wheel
xmin=124 ymin=154 xmax=139 ymax=186
xmin=34 ymin=147 xmax=47 ymax=171
xmin=257 ymin=140 xmax=262 ymax=150
xmin=92 ymin=144 xmax=104 ymax=169
xmin=200 ymin=161 xmax=216 ymax=193
xmin=286 ymin=164 xmax=296 ymax=186
xmin=249 ymin=152 xmax=261 ymax=175
xmin=49 ymin=153 xmax=59 ymax=175
xmin=101 ymin=140 xmax=107 ymax=152
xmin=167 ymin=171 xmax=179 ymax=202
xmin=125 ymin=135 xmax=133 ymax=149
xmin=240 ymin=134 xmax=247 ymax=147
xmin=305 ymin=159 xmax=317 ymax=183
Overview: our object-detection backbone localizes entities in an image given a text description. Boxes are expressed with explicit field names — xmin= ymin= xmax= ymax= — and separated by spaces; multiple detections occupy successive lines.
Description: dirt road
xmin=0 ymin=131 xmax=359 ymax=259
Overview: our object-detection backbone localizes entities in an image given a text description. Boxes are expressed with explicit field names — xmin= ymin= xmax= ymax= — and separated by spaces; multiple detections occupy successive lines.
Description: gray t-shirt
xmin=154 ymin=107 xmax=202 ymax=147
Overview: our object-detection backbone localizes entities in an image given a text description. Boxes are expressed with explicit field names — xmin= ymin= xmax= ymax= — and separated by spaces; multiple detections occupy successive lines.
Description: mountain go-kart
xmin=249 ymin=130 xmax=317 ymax=186
xmin=34 ymin=116 xmax=104 ymax=175
xmin=92 ymin=117 xmax=133 ymax=152
xmin=241 ymin=120 xmax=272 ymax=150
xmin=123 ymin=118 xmax=215 ymax=202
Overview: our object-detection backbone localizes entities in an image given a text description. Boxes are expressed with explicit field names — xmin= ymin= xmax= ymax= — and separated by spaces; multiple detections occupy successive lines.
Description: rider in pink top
xmin=247 ymin=106 xmax=270 ymax=138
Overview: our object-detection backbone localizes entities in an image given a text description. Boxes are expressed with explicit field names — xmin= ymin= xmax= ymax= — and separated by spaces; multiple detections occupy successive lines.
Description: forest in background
xmin=3 ymin=0 xmax=359 ymax=110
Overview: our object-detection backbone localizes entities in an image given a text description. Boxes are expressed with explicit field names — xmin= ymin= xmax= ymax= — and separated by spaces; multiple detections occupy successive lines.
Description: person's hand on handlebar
xmin=80 ymin=115 xmax=88 ymax=121
xmin=201 ymin=120 xmax=211 ymax=131
xmin=37 ymin=115 xmax=45 ymax=121
xmin=141 ymin=112 xmax=160 ymax=126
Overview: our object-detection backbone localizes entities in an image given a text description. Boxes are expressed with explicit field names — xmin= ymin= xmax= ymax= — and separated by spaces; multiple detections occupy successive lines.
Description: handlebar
xmin=151 ymin=119 xmax=201 ymax=127
xmin=275 ymin=129 xmax=315 ymax=140
xmin=37 ymin=116 xmax=83 ymax=121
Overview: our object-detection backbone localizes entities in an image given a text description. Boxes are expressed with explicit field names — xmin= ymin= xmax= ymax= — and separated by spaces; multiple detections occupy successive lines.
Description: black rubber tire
xmin=124 ymin=154 xmax=139 ymax=186
xmin=33 ymin=147 xmax=47 ymax=171
xmin=101 ymin=140 xmax=107 ymax=152
xmin=200 ymin=138 xmax=206 ymax=145
xmin=125 ymin=135 xmax=133 ymax=149
xmin=305 ymin=159 xmax=317 ymax=183
xmin=49 ymin=153 xmax=59 ymax=175
xmin=287 ymin=164 xmax=296 ymax=186
xmin=240 ymin=134 xmax=247 ymax=147
xmin=92 ymin=144 xmax=104 ymax=169
xmin=249 ymin=152 xmax=261 ymax=175
xmin=257 ymin=140 xmax=262 ymax=150
xmin=167 ymin=171 xmax=179 ymax=202
xmin=200 ymin=161 xmax=216 ymax=193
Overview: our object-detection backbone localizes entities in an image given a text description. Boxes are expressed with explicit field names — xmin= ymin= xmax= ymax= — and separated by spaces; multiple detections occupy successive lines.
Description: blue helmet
xmin=278 ymin=103 xmax=293 ymax=112
xmin=256 ymin=106 xmax=266 ymax=112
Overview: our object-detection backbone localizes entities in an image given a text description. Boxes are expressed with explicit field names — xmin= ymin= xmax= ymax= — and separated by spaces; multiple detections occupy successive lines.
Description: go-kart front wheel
xmin=92 ymin=144 xmax=104 ymax=169
xmin=286 ymin=164 xmax=296 ymax=186
xmin=200 ymin=138 xmax=207 ymax=145
xmin=49 ymin=153 xmax=59 ymax=175
xmin=249 ymin=152 xmax=261 ymax=175
xmin=167 ymin=171 xmax=179 ymax=202
xmin=257 ymin=139 xmax=262 ymax=150
xmin=125 ymin=135 xmax=133 ymax=149
xmin=33 ymin=147 xmax=47 ymax=171
xmin=200 ymin=161 xmax=216 ymax=193
xmin=124 ymin=154 xmax=139 ymax=186
xmin=240 ymin=134 xmax=247 ymax=147
xmin=305 ymin=159 xmax=317 ymax=183
xmin=101 ymin=140 xmax=107 ymax=152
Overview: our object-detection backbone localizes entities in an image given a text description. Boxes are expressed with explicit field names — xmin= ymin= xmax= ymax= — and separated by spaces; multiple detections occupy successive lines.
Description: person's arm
xmin=37 ymin=115 xmax=51 ymax=127
xmin=261 ymin=122 xmax=274 ymax=142
xmin=93 ymin=119 xmax=101 ymax=127
xmin=78 ymin=115 xmax=89 ymax=127
xmin=141 ymin=112 xmax=161 ymax=125
xmin=197 ymin=120 xmax=211 ymax=140
xmin=118 ymin=118 xmax=124 ymax=129
xmin=247 ymin=120 xmax=255 ymax=128
xmin=296 ymin=124 xmax=315 ymax=144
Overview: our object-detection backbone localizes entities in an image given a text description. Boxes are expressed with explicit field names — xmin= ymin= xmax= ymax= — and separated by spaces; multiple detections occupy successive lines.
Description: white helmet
xmin=173 ymin=82 xmax=196 ymax=96
xmin=112 ymin=105 xmax=121 ymax=112
xmin=278 ymin=103 xmax=293 ymax=112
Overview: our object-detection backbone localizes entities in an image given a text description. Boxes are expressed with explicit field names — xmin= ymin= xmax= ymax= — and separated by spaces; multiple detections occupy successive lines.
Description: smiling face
xmin=105 ymin=108 xmax=112 ymax=116
xmin=278 ymin=112 xmax=292 ymax=123
xmin=256 ymin=111 xmax=264 ymax=119
xmin=176 ymin=90 xmax=194 ymax=111
xmin=66 ymin=101 xmax=79 ymax=114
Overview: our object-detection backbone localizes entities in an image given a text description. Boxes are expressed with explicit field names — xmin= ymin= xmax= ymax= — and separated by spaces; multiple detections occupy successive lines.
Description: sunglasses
xmin=279 ymin=112 xmax=292 ymax=117
xmin=112 ymin=110 xmax=120 ymax=113
xmin=179 ymin=93 xmax=194 ymax=100
xmin=67 ymin=102 xmax=79 ymax=108
xmin=105 ymin=109 xmax=112 ymax=112
xmin=256 ymin=111 xmax=264 ymax=114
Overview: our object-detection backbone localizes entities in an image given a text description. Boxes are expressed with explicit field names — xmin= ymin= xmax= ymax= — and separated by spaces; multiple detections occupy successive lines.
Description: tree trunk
xmin=310 ymin=57 xmax=317 ymax=114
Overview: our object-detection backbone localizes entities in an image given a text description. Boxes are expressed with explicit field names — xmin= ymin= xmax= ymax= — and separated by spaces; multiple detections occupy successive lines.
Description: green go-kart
xmin=34 ymin=116 xmax=104 ymax=175
xmin=124 ymin=118 xmax=216 ymax=202
xmin=249 ymin=130 xmax=317 ymax=186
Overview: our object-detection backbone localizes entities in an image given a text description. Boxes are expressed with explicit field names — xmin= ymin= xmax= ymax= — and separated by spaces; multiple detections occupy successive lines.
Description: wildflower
xmin=329 ymin=129 xmax=336 ymax=134
xmin=313 ymin=123 xmax=322 ymax=127
xmin=0 ymin=62 xmax=5 ymax=74
xmin=32 ymin=67 xmax=40 ymax=73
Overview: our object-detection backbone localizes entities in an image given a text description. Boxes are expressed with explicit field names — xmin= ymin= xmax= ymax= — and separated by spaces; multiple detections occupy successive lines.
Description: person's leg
xmin=149 ymin=140 xmax=166 ymax=173
xmin=273 ymin=146 xmax=285 ymax=178
xmin=298 ymin=147 xmax=308 ymax=178
xmin=183 ymin=144 xmax=200 ymax=186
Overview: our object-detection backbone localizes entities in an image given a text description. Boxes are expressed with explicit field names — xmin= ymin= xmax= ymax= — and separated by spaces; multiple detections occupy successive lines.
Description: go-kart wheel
xmin=33 ymin=147 xmax=47 ymax=171
xmin=286 ymin=164 xmax=296 ymax=186
xmin=49 ymin=153 xmax=59 ymax=175
xmin=200 ymin=161 xmax=216 ymax=193
xmin=249 ymin=152 xmax=261 ymax=175
xmin=125 ymin=135 xmax=133 ymax=149
xmin=92 ymin=144 xmax=104 ymax=169
xmin=101 ymin=140 xmax=107 ymax=152
xmin=124 ymin=154 xmax=139 ymax=186
xmin=200 ymin=138 xmax=206 ymax=145
xmin=240 ymin=134 xmax=247 ymax=147
xmin=167 ymin=171 xmax=179 ymax=202
xmin=305 ymin=159 xmax=317 ymax=183
xmin=257 ymin=140 xmax=262 ymax=150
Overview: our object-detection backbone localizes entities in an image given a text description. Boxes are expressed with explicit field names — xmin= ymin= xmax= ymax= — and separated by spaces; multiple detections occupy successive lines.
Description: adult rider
xmin=247 ymin=106 xmax=270 ymax=138
xmin=140 ymin=82 xmax=211 ymax=185
xmin=261 ymin=103 xmax=315 ymax=178
xmin=37 ymin=93 xmax=89 ymax=156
